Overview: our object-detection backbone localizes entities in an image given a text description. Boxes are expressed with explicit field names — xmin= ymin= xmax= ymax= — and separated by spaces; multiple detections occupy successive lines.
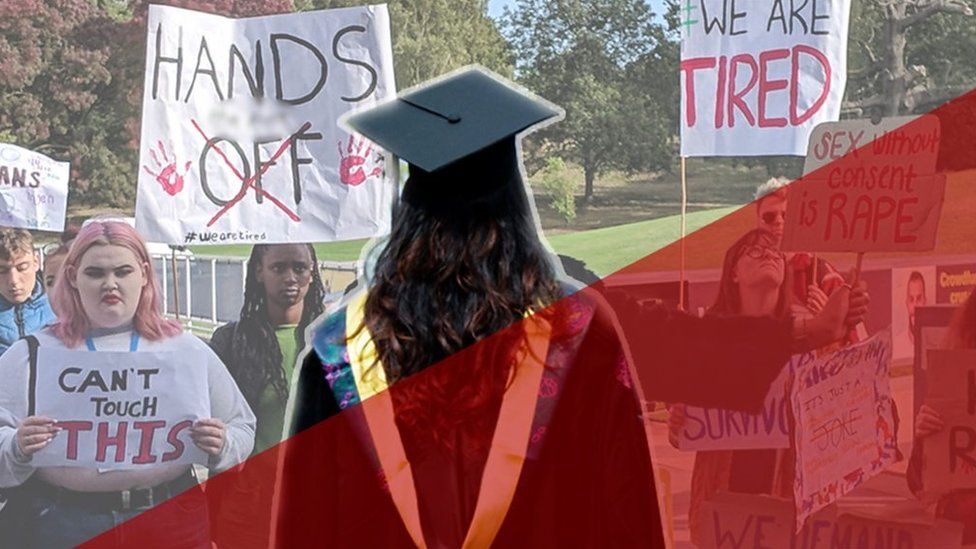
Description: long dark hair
xmin=362 ymin=139 xmax=562 ymax=439
xmin=710 ymin=228 xmax=793 ymax=319
xmin=232 ymin=243 xmax=325 ymax=406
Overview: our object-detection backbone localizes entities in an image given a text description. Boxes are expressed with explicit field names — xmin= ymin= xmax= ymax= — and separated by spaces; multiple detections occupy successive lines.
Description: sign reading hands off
xmin=135 ymin=5 xmax=396 ymax=245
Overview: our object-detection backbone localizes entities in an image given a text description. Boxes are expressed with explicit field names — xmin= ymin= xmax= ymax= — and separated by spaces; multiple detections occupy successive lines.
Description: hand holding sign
xmin=915 ymin=404 xmax=945 ymax=439
xmin=16 ymin=416 xmax=60 ymax=456
xmin=190 ymin=418 xmax=226 ymax=456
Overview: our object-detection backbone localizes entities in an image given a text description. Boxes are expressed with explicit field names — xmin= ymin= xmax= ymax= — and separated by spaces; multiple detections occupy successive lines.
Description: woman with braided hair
xmin=209 ymin=244 xmax=325 ymax=455
xmin=207 ymin=243 xmax=324 ymax=547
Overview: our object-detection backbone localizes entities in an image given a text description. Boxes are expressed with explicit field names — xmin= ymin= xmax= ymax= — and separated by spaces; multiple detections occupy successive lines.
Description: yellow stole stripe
xmin=346 ymin=292 xmax=550 ymax=548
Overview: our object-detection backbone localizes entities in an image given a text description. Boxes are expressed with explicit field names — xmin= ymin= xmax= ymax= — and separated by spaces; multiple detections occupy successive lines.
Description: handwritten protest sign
xmin=0 ymin=142 xmax=69 ymax=231
xmin=921 ymin=349 xmax=976 ymax=494
xmin=134 ymin=5 xmax=396 ymax=245
xmin=801 ymin=116 xmax=940 ymax=174
xmin=679 ymin=0 xmax=850 ymax=156
xmin=791 ymin=330 xmax=897 ymax=530
xmin=678 ymin=358 xmax=799 ymax=451
xmin=700 ymin=492 xmax=962 ymax=549
xmin=782 ymin=116 xmax=944 ymax=253
xmin=32 ymin=349 xmax=210 ymax=469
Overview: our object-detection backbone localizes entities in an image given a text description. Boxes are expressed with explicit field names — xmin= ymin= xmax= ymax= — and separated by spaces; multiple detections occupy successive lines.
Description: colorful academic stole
xmin=344 ymin=291 xmax=552 ymax=549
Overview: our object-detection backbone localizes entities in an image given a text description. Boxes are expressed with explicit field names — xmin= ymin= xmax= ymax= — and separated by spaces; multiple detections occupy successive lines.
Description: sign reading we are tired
xmin=680 ymin=0 xmax=851 ymax=156
xmin=32 ymin=349 xmax=210 ymax=469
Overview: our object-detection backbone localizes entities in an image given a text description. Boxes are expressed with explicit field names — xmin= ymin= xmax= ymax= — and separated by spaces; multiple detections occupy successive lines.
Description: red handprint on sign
xmin=337 ymin=135 xmax=383 ymax=187
xmin=143 ymin=141 xmax=191 ymax=196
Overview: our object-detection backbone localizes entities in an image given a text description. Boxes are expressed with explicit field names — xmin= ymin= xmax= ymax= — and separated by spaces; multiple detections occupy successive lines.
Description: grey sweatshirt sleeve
xmin=0 ymin=340 xmax=36 ymax=487
xmin=198 ymin=337 xmax=256 ymax=472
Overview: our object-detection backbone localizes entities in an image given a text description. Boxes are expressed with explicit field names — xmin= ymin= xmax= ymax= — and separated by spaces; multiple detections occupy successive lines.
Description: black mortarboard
xmin=344 ymin=67 xmax=562 ymax=173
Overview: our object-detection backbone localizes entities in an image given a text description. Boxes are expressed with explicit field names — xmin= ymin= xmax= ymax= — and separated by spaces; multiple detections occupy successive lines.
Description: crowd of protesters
xmin=0 ymin=68 xmax=955 ymax=547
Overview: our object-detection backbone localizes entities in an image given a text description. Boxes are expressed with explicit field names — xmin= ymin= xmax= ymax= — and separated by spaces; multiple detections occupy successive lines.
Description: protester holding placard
xmin=0 ymin=228 xmax=56 ymax=356
xmin=908 ymin=288 xmax=976 ymax=543
xmin=0 ymin=220 xmax=254 ymax=548
xmin=755 ymin=178 xmax=846 ymax=317
xmin=670 ymin=228 xmax=798 ymax=545
xmin=207 ymin=243 xmax=325 ymax=546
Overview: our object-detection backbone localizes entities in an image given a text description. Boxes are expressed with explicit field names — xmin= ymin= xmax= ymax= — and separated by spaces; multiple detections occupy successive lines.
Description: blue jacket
xmin=0 ymin=274 xmax=56 ymax=356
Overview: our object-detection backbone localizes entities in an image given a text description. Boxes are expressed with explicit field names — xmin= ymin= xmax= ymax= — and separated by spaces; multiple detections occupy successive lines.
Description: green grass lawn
xmin=188 ymin=206 xmax=738 ymax=276
xmin=546 ymin=206 xmax=736 ymax=276
xmin=190 ymin=239 xmax=370 ymax=262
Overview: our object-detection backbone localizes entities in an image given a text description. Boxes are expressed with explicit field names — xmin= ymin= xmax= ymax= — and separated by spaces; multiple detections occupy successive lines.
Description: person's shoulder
xmin=159 ymin=330 xmax=214 ymax=355
xmin=30 ymin=326 xmax=65 ymax=348
xmin=209 ymin=321 xmax=238 ymax=348
xmin=310 ymin=307 xmax=349 ymax=350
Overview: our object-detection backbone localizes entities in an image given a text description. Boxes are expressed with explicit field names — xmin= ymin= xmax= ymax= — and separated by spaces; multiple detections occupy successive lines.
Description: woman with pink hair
xmin=0 ymin=220 xmax=254 ymax=548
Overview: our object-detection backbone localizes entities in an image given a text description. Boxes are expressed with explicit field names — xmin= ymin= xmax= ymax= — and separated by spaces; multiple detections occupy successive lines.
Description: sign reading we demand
xmin=680 ymin=0 xmax=851 ymax=156
xmin=31 ymin=349 xmax=210 ymax=469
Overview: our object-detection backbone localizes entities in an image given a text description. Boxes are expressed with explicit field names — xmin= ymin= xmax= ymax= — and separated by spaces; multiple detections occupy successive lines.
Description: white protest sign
xmin=701 ymin=492 xmax=963 ymax=549
xmin=135 ymin=5 xmax=396 ymax=245
xmin=32 ymin=349 xmax=210 ymax=469
xmin=922 ymin=349 xmax=976 ymax=494
xmin=802 ymin=115 xmax=940 ymax=174
xmin=678 ymin=359 xmax=797 ymax=451
xmin=0 ymin=142 xmax=69 ymax=231
xmin=679 ymin=0 xmax=850 ymax=157
xmin=791 ymin=329 xmax=897 ymax=530
xmin=782 ymin=115 xmax=945 ymax=253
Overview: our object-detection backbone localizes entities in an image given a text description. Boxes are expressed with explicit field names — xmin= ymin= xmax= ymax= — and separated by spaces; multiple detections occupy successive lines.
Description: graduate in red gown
xmin=276 ymin=67 xmax=868 ymax=548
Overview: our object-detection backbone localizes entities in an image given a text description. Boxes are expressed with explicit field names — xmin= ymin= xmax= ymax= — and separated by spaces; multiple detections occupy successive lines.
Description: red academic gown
xmin=277 ymin=288 xmax=793 ymax=548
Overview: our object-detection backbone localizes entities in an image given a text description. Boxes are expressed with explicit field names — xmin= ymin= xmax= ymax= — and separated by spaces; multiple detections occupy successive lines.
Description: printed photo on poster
xmin=892 ymin=266 xmax=936 ymax=361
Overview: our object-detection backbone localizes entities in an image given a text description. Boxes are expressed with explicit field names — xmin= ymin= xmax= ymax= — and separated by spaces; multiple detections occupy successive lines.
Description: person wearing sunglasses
xmin=755 ymin=178 xmax=847 ymax=320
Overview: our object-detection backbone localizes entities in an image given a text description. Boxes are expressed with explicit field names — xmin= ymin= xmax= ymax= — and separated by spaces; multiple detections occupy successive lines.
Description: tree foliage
xmin=307 ymin=0 xmax=512 ymax=89
xmin=503 ymin=0 xmax=676 ymax=203
xmin=845 ymin=0 xmax=976 ymax=116
xmin=538 ymin=157 xmax=576 ymax=223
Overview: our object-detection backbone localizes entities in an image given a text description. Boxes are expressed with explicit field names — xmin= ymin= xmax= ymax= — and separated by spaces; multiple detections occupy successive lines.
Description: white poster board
xmin=678 ymin=359 xmax=797 ymax=451
xmin=135 ymin=5 xmax=396 ymax=245
xmin=791 ymin=329 xmax=897 ymax=530
xmin=0 ymin=142 xmax=69 ymax=231
xmin=679 ymin=0 xmax=851 ymax=156
xmin=32 ymin=349 xmax=210 ymax=469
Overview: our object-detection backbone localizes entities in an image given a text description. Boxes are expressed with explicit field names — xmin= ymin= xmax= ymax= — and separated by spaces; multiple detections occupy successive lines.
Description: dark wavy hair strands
xmin=362 ymin=143 xmax=563 ymax=444
xmin=232 ymin=244 xmax=325 ymax=408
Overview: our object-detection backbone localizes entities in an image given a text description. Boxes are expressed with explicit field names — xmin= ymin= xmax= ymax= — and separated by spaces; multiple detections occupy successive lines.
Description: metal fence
xmin=149 ymin=254 xmax=358 ymax=330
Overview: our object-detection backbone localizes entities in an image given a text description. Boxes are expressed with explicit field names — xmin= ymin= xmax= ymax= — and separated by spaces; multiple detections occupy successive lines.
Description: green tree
xmin=306 ymin=0 xmax=512 ymax=89
xmin=504 ymin=0 xmax=675 ymax=204
xmin=845 ymin=0 xmax=975 ymax=116
xmin=0 ymin=0 xmax=130 ymax=207
xmin=538 ymin=157 xmax=576 ymax=223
